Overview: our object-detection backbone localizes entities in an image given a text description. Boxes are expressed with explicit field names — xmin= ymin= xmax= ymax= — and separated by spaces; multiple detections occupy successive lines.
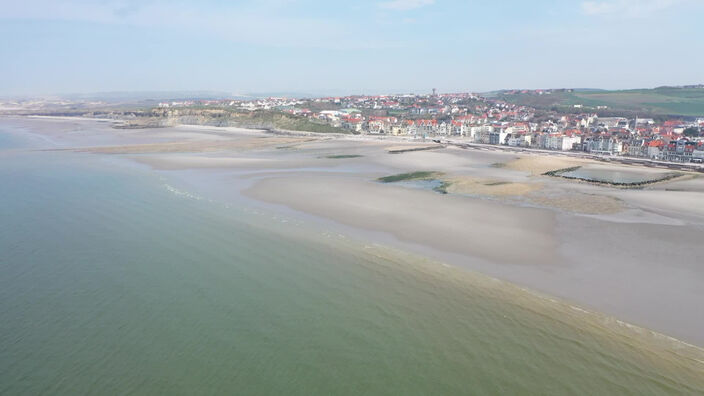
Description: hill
xmin=146 ymin=108 xmax=352 ymax=134
xmin=493 ymin=86 xmax=704 ymax=117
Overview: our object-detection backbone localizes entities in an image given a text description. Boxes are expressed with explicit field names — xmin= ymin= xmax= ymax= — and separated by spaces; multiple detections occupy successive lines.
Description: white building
xmin=546 ymin=135 xmax=581 ymax=151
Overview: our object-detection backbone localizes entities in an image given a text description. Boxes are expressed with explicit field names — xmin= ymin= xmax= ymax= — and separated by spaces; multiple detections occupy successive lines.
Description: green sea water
xmin=1 ymin=127 xmax=703 ymax=395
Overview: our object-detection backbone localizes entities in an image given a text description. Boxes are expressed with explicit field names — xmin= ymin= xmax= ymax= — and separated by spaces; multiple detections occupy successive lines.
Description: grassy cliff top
xmin=494 ymin=87 xmax=704 ymax=117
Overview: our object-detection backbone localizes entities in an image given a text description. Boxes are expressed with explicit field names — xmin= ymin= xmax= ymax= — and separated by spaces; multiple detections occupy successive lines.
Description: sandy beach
xmin=245 ymin=174 xmax=556 ymax=265
xmin=6 ymin=116 xmax=704 ymax=347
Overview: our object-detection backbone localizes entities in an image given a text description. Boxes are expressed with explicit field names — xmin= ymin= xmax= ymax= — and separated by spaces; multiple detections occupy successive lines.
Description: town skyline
xmin=4 ymin=84 xmax=704 ymax=102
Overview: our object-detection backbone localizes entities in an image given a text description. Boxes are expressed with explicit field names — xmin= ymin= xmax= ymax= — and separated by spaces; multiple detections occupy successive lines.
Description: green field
xmin=494 ymin=87 xmax=704 ymax=117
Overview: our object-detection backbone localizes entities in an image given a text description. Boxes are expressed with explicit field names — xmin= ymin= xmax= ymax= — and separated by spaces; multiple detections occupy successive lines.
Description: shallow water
xmin=562 ymin=167 xmax=668 ymax=184
xmin=1 ymin=127 xmax=703 ymax=395
xmin=395 ymin=178 xmax=446 ymax=192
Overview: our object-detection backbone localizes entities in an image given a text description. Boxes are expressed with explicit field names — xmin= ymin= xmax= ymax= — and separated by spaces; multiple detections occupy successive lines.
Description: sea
xmin=1 ymin=121 xmax=703 ymax=395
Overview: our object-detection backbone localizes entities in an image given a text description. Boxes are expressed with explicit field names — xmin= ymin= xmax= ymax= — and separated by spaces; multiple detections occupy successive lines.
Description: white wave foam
xmin=163 ymin=184 xmax=207 ymax=201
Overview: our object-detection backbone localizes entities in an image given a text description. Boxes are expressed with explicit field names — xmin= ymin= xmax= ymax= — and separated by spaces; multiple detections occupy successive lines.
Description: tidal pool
xmin=559 ymin=166 xmax=677 ymax=185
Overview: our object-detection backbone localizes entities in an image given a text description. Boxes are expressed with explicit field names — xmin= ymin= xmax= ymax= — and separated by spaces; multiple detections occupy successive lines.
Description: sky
xmin=1 ymin=0 xmax=703 ymax=96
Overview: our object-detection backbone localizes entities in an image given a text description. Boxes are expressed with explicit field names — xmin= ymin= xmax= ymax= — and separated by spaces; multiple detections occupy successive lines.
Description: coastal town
xmin=154 ymin=90 xmax=704 ymax=164
xmin=4 ymin=88 xmax=704 ymax=165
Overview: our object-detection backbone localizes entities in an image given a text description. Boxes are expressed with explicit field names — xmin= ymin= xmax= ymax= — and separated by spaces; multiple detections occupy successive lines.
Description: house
xmin=489 ymin=130 xmax=510 ymax=145
xmin=367 ymin=116 xmax=397 ymax=134
xmin=415 ymin=119 xmax=438 ymax=136
xmin=390 ymin=125 xmax=407 ymax=136
xmin=586 ymin=137 xmax=623 ymax=154
xmin=692 ymin=142 xmax=704 ymax=159
xmin=469 ymin=125 xmax=494 ymax=143
xmin=507 ymin=134 xmax=531 ymax=147
xmin=341 ymin=116 xmax=363 ymax=132
xmin=406 ymin=120 xmax=418 ymax=136
xmin=545 ymin=134 xmax=581 ymax=151
xmin=596 ymin=117 xmax=627 ymax=128
xmin=450 ymin=120 xmax=466 ymax=136
xmin=647 ymin=140 xmax=663 ymax=159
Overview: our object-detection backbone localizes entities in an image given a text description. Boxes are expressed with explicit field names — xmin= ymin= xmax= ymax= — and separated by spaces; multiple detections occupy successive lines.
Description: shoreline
xmin=4 ymin=140 xmax=704 ymax=394
xmin=160 ymin=165 xmax=704 ymax=366
xmin=152 ymin=165 xmax=704 ymax=364
xmin=245 ymin=206 xmax=704 ymax=364
xmin=238 ymin=171 xmax=704 ymax=346
xmin=4 ymin=116 xmax=704 ymax=348
xmin=11 ymin=114 xmax=704 ymax=173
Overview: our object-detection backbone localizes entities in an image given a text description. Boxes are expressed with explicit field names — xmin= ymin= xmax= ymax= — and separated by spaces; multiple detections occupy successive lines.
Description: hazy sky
xmin=1 ymin=0 xmax=702 ymax=96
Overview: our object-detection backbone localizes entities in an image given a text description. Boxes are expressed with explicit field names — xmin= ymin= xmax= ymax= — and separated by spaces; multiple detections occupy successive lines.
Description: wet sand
xmin=244 ymin=174 xmax=557 ymax=265
xmin=502 ymin=155 xmax=587 ymax=175
xmin=445 ymin=176 xmax=542 ymax=196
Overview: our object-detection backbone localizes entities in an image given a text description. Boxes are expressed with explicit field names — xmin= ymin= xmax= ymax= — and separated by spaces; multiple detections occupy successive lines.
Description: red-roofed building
xmin=647 ymin=140 xmax=664 ymax=158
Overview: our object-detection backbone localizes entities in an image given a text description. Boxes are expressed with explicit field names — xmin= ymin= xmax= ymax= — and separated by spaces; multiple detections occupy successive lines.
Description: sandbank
xmin=244 ymin=174 xmax=557 ymax=266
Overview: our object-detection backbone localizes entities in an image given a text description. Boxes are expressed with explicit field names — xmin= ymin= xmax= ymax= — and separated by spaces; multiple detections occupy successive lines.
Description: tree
xmin=683 ymin=127 xmax=700 ymax=137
